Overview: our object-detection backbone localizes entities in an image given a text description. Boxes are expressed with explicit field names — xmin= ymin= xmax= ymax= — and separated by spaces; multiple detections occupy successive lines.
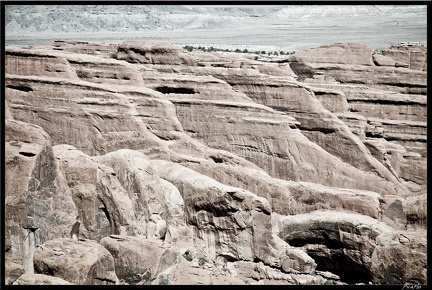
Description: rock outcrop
xmin=100 ymin=235 xmax=179 ymax=285
xmin=370 ymin=230 xmax=427 ymax=284
xmin=33 ymin=238 xmax=118 ymax=285
xmin=12 ymin=273 xmax=75 ymax=285
xmin=5 ymin=40 xmax=426 ymax=285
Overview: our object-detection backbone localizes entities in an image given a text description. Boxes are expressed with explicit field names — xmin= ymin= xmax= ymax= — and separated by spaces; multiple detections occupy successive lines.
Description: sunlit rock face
xmin=5 ymin=40 xmax=426 ymax=285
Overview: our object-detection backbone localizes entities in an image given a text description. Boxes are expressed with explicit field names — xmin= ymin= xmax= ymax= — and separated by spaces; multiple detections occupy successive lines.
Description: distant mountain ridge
xmin=5 ymin=5 xmax=427 ymax=34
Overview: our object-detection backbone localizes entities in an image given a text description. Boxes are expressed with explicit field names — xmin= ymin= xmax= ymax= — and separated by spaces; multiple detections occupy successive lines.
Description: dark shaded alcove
xmin=154 ymin=86 xmax=196 ymax=94
xmin=308 ymin=250 xmax=372 ymax=284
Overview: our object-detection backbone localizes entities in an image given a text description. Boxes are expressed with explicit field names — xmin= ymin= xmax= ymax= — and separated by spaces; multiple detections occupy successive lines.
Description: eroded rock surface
xmin=12 ymin=273 xmax=75 ymax=285
xmin=33 ymin=238 xmax=118 ymax=285
xmin=5 ymin=40 xmax=426 ymax=285
xmin=100 ymin=235 xmax=178 ymax=285
xmin=371 ymin=230 xmax=427 ymax=284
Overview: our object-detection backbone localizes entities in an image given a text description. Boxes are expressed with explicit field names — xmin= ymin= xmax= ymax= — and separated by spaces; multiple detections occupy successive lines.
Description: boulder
xmin=370 ymin=230 xmax=426 ymax=284
xmin=280 ymin=247 xmax=317 ymax=274
xmin=100 ymin=235 xmax=179 ymax=284
xmin=12 ymin=273 xmax=75 ymax=285
xmin=33 ymin=238 xmax=118 ymax=285
xmin=5 ymin=259 xmax=24 ymax=285
xmin=372 ymin=54 xmax=396 ymax=67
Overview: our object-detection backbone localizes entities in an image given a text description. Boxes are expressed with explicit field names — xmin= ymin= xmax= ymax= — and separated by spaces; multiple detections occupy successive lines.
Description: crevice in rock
xmin=6 ymin=85 xmax=33 ymax=92
xmin=19 ymin=151 xmax=37 ymax=157
xmin=154 ymin=86 xmax=196 ymax=94
xmin=209 ymin=156 xmax=224 ymax=163
xmin=365 ymin=131 xmax=383 ymax=138
xmin=297 ymin=126 xmax=336 ymax=134
xmin=99 ymin=206 xmax=115 ymax=235
xmin=217 ymin=254 xmax=237 ymax=262
xmin=93 ymin=276 xmax=117 ymax=284
xmin=349 ymin=99 xmax=426 ymax=106
xmin=384 ymin=135 xmax=426 ymax=142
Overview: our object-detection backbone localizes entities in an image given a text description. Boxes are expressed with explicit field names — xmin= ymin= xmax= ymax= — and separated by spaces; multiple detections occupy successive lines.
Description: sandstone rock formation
xmin=370 ymin=230 xmax=427 ymax=284
xmin=5 ymin=40 xmax=426 ymax=285
xmin=12 ymin=273 xmax=75 ymax=285
xmin=33 ymin=238 xmax=118 ymax=285
xmin=100 ymin=235 xmax=178 ymax=284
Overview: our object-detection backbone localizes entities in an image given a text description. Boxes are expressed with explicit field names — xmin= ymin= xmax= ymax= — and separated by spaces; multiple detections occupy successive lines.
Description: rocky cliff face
xmin=5 ymin=41 xmax=426 ymax=285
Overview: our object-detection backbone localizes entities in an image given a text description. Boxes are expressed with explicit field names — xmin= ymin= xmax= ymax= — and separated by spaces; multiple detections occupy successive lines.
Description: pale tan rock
xmin=5 ymin=259 xmax=24 ymax=285
xmin=12 ymin=273 xmax=75 ymax=285
xmin=370 ymin=230 xmax=426 ymax=284
xmin=5 ymin=100 xmax=14 ymax=120
xmin=5 ymin=120 xmax=78 ymax=273
xmin=154 ymin=63 xmax=410 ymax=196
xmin=372 ymin=54 xmax=396 ymax=67
xmin=4 ymin=41 xmax=427 ymax=285
xmin=116 ymin=40 xmax=195 ymax=65
xmin=169 ymin=87 xmax=408 ymax=197
xmin=289 ymin=43 xmax=375 ymax=66
xmin=278 ymin=210 xmax=394 ymax=282
xmin=153 ymin=256 xmax=249 ymax=285
xmin=53 ymin=145 xmax=140 ymax=240
xmin=403 ymin=194 xmax=427 ymax=229
xmin=33 ymin=238 xmax=118 ymax=284
xmin=381 ymin=45 xmax=427 ymax=71
xmin=184 ymin=160 xmax=382 ymax=219
xmin=51 ymin=40 xmax=118 ymax=56
xmin=100 ymin=235 xmax=179 ymax=285
xmin=280 ymin=247 xmax=317 ymax=274
xmin=311 ymin=87 xmax=349 ymax=113
xmin=295 ymin=62 xmax=427 ymax=94
xmin=364 ymin=133 xmax=426 ymax=189
xmin=5 ymin=47 xmax=78 ymax=79
xmin=4 ymin=44 xmax=416 ymax=199
xmin=152 ymin=160 xmax=277 ymax=265
xmin=93 ymin=149 xmax=171 ymax=239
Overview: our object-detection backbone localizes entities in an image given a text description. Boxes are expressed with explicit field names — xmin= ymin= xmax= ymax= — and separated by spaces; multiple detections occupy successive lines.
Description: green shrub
xmin=183 ymin=45 xmax=195 ymax=52
xmin=323 ymin=279 xmax=333 ymax=285
xmin=182 ymin=251 xmax=193 ymax=262
xmin=159 ymin=277 xmax=170 ymax=285
xmin=198 ymin=256 xmax=208 ymax=266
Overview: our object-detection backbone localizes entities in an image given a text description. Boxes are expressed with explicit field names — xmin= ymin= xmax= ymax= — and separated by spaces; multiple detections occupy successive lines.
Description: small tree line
xmin=182 ymin=45 xmax=295 ymax=56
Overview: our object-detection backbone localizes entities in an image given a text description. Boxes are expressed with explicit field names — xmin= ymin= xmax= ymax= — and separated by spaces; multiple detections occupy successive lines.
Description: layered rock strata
xmin=5 ymin=41 xmax=426 ymax=285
